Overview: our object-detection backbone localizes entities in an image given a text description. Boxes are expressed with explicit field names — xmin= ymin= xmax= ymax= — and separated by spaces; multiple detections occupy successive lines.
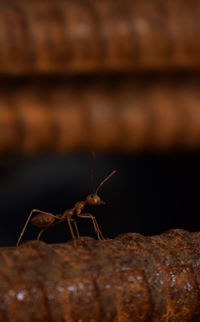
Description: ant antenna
xmin=96 ymin=170 xmax=117 ymax=194
xmin=91 ymin=151 xmax=96 ymax=193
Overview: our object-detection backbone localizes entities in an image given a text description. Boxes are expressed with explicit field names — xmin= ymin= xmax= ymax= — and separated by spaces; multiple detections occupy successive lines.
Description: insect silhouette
xmin=16 ymin=155 xmax=116 ymax=246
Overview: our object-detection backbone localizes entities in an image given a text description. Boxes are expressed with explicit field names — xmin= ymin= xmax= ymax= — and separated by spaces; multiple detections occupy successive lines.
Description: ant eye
xmin=90 ymin=194 xmax=94 ymax=198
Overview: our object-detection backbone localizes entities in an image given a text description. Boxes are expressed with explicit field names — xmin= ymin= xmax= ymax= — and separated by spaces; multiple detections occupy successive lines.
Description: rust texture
xmin=1 ymin=78 xmax=200 ymax=153
xmin=0 ymin=0 xmax=200 ymax=74
xmin=0 ymin=229 xmax=199 ymax=321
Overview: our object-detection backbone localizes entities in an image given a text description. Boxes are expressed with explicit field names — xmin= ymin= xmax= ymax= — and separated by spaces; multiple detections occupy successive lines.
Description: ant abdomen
xmin=31 ymin=213 xmax=55 ymax=227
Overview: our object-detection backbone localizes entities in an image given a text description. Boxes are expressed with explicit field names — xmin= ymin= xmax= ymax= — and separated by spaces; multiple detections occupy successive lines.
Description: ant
xmin=16 ymin=153 xmax=116 ymax=246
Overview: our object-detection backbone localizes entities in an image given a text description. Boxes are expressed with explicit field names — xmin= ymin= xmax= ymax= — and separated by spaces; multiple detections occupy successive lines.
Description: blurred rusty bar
xmin=0 ymin=230 xmax=200 ymax=321
xmin=1 ymin=77 xmax=200 ymax=154
xmin=0 ymin=0 xmax=200 ymax=74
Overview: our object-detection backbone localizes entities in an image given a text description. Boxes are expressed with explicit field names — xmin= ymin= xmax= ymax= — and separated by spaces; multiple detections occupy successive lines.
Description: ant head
xmin=86 ymin=193 xmax=106 ymax=206
xmin=87 ymin=169 xmax=117 ymax=206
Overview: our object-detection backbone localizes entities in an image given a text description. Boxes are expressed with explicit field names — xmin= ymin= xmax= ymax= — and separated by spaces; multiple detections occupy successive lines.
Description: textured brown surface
xmin=0 ymin=0 xmax=200 ymax=74
xmin=1 ymin=77 xmax=200 ymax=153
xmin=0 ymin=229 xmax=200 ymax=321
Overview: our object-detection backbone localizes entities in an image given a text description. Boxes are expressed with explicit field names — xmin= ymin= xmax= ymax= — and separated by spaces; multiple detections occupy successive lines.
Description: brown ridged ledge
xmin=0 ymin=229 xmax=200 ymax=321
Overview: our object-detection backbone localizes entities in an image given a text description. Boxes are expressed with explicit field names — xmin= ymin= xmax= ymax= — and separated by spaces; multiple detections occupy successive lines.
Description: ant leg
xmin=93 ymin=217 xmax=105 ymax=240
xmin=67 ymin=218 xmax=77 ymax=247
xmin=77 ymin=213 xmax=98 ymax=237
xmin=16 ymin=209 xmax=57 ymax=247
xmin=77 ymin=213 xmax=103 ymax=240
xmin=37 ymin=218 xmax=65 ymax=241
xmin=90 ymin=217 xmax=104 ymax=240
xmin=70 ymin=219 xmax=80 ymax=238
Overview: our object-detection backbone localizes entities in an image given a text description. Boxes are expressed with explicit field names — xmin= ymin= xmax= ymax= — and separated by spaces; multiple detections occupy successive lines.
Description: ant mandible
xmin=16 ymin=153 xmax=116 ymax=246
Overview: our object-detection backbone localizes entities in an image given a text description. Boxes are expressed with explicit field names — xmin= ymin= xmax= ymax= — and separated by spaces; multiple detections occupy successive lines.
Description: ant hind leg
xmin=37 ymin=218 xmax=65 ymax=241
xmin=16 ymin=209 xmax=55 ymax=246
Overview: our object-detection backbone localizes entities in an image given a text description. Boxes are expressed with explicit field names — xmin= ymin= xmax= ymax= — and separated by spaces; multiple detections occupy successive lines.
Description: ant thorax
xmin=75 ymin=201 xmax=86 ymax=214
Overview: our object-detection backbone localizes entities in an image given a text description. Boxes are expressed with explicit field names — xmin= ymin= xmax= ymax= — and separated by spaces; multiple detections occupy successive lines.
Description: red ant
xmin=16 ymin=155 xmax=116 ymax=246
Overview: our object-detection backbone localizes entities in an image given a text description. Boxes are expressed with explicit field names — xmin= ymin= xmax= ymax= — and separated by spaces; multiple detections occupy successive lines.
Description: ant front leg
xmin=77 ymin=213 xmax=105 ymax=240
xmin=92 ymin=218 xmax=105 ymax=240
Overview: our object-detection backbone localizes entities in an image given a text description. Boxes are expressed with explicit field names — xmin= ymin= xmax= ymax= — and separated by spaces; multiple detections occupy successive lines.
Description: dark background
xmin=0 ymin=152 xmax=199 ymax=246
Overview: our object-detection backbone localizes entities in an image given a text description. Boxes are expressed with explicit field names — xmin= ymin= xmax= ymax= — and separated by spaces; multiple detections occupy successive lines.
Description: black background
xmin=1 ymin=151 xmax=200 ymax=246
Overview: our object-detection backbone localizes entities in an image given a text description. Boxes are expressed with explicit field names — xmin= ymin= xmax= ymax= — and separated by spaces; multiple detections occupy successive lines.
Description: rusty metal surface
xmin=0 ymin=229 xmax=200 ymax=321
xmin=0 ymin=77 xmax=200 ymax=153
xmin=0 ymin=0 xmax=200 ymax=74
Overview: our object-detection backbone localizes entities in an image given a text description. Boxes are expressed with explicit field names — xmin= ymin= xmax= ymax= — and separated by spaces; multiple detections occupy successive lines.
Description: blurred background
xmin=1 ymin=0 xmax=200 ymax=246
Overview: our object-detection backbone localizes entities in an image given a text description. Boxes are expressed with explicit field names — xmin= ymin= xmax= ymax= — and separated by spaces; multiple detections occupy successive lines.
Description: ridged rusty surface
xmin=0 ymin=0 xmax=200 ymax=73
xmin=0 ymin=230 xmax=200 ymax=321
xmin=1 ymin=77 xmax=200 ymax=153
